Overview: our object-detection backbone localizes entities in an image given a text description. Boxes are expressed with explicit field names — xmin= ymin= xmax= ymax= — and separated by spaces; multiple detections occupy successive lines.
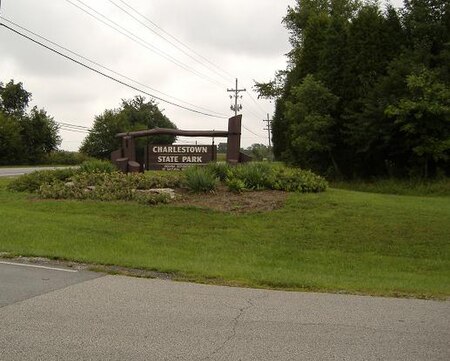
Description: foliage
xmin=34 ymin=171 xmax=171 ymax=205
xmin=139 ymin=171 xmax=184 ymax=189
xmin=43 ymin=151 xmax=93 ymax=165
xmin=332 ymin=177 xmax=450 ymax=197
xmin=78 ymin=159 xmax=117 ymax=173
xmin=271 ymin=165 xmax=328 ymax=192
xmin=0 ymin=80 xmax=61 ymax=165
xmin=385 ymin=68 xmax=450 ymax=177
xmin=7 ymin=168 xmax=76 ymax=193
xmin=284 ymin=75 xmax=338 ymax=173
xmin=0 ymin=80 xmax=31 ymax=117
xmin=183 ymin=166 xmax=218 ymax=193
xmin=205 ymin=162 xmax=231 ymax=181
xmin=225 ymin=178 xmax=246 ymax=193
xmin=0 ymin=112 xmax=24 ymax=165
xmin=226 ymin=162 xmax=328 ymax=192
xmin=242 ymin=143 xmax=273 ymax=161
xmin=19 ymin=107 xmax=60 ymax=164
xmin=228 ymin=162 xmax=274 ymax=190
xmin=79 ymin=96 xmax=176 ymax=159
xmin=257 ymin=0 xmax=450 ymax=179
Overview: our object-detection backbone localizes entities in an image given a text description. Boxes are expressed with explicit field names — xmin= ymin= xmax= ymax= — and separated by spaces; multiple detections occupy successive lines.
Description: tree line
xmin=0 ymin=79 xmax=176 ymax=165
xmin=256 ymin=0 xmax=449 ymax=179
xmin=0 ymin=80 xmax=60 ymax=165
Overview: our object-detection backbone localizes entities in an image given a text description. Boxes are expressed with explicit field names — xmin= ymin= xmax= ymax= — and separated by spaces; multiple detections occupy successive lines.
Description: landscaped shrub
xmin=270 ymin=166 xmax=328 ymax=192
xmin=226 ymin=178 xmax=246 ymax=193
xmin=78 ymin=159 xmax=117 ymax=173
xmin=206 ymin=162 xmax=231 ymax=181
xmin=223 ymin=162 xmax=328 ymax=193
xmin=37 ymin=172 xmax=170 ymax=205
xmin=227 ymin=162 xmax=274 ymax=190
xmin=183 ymin=166 xmax=218 ymax=193
xmin=7 ymin=168 xmax=77 ymax=192
xmin=138 ymin=171 xmax=184 ymax=189
xmin=132 ymin=191 xmax=171 ymax=205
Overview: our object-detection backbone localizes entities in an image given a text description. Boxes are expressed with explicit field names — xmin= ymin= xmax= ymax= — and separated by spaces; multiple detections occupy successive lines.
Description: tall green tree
xmin=80 ymin=96 xmax=176 ymax=159
xmin=0 ymin=113 xmax=24 ymax=165
xmin=284 ymin=75 xmax=339 ymax=173
xmin=0 ymin=80 xmax=60 ymax=165
xmin=19 ymin=107 xmax=60 ymax=164
xmin=256 ymin=0 xmax=450 ymax=178
xmin=0 ymin=80 xmax=31 ymax=117
xmin=385 ymin=68 xmax=450 ymax=177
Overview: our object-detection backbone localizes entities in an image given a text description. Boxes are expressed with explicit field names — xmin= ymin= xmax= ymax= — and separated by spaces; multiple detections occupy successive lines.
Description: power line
xmin=107 ymin=0 xmax=233 ymax=84
xmin=65 ymin=0 xmax=227 ymax=89
xmin=0 ymin=17 xmax=227 ymax=118
xmin=116 ymin=0 xmax=235 ymax=82
xmin=57 ymin=121 xmax=90 ymax=130
xmin=245 ymin=89 xmax=268 ymax=117
xmin=0 ymin=21 xmax=228 ymax=119
xmin=59 ymin=127 xmax=89 ymax=134
xmin=115 ymin=0 xmax=234 ymax=82
xmin=242 ymin=125 xmax=265 ymax=139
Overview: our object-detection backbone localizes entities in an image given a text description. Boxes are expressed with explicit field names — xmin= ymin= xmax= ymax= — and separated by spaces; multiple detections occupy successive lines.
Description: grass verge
xmin=332 ymin=178 xmax=450 ymax=197
xmin=0 ymin=177 xmax=448 ymax=299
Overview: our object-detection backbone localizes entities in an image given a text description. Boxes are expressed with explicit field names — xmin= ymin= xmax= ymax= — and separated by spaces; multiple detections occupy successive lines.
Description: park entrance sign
xmin=147 ymin=145 xmax=215 ymax=170
xmin=111 ymin=115 xmax=250 ymax=172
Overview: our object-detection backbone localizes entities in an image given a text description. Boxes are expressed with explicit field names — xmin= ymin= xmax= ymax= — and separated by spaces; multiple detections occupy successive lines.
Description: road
xmin=0 ymin=260 xmax=449 ymax=360
xmin=0 ymin=166 xmax=74 ymax=177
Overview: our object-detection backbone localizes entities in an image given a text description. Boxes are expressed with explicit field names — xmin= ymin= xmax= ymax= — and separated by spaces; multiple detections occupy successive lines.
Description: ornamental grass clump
xmin=206 ymin=162 xmax=231 ymax=182
xmin=228 ymin=162 xmax=274 ymax=190
xmin=183 ymin=166 xmax=218 ymax=193
xmin=78 ymin=159 xmax=117 ymax=173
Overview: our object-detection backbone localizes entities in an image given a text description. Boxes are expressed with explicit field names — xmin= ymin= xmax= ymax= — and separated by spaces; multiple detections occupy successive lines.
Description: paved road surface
xmin=0 ymin=260 xmax=449 ymax=360
xmin=0 ymin=166 xmax=73 ymax=177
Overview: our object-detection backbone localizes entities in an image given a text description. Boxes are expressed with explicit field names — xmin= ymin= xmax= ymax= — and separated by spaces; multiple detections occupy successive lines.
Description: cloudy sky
xmin=0 ymin=0 xmax=297 ymax=150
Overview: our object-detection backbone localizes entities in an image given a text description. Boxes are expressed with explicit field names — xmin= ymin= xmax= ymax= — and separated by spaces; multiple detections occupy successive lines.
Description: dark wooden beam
xmin=116 ymin=128 xmax=229 ymax=138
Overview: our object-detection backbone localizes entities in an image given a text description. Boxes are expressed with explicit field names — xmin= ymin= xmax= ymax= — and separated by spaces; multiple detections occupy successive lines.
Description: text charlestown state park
xmin=147 ymin=145 xmax=215 ymax=170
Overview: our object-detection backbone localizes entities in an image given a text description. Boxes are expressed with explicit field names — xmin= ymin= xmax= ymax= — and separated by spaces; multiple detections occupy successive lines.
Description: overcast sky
xmin=0 ymin=0 xmax=299 ymax=150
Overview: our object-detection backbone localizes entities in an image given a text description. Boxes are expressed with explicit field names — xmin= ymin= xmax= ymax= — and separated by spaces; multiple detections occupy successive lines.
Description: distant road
xmin=0 ymin=166 xmax=74 ymax=177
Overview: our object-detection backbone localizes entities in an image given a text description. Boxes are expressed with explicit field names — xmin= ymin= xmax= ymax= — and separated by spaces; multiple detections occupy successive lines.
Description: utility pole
xmin=263 ymin=113 xmax=272 ymax=149
xmin=227 ymin=78 xmax=246 ymax=117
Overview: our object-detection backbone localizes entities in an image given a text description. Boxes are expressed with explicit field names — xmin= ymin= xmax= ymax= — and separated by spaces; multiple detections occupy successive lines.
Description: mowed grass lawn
xmin=0 ymin=177 xmax=449 ymax=299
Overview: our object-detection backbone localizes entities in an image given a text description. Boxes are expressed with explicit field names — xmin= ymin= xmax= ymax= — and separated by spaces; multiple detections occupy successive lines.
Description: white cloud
xmin=0 ymin=0 xmax=295 ymax=150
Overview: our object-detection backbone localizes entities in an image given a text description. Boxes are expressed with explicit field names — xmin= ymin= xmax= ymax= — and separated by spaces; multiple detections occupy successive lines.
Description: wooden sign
xmin=147 ymin=144 xmax=215 ymax=170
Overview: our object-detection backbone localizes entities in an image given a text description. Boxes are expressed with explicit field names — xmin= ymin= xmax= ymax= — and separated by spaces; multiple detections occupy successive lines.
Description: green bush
xmin=226 ymin=178 xmax=246 ymax=193
xmin=37 ymin=172 xmax=170 ymax=205
xmin=206 ymin=162 xmax=231 ymax=182
xmin=271 ymin=166 xmax=328 ymax=192
xmin=138 ymin=171 xmax=184 ymax=189
xmin=183 ymin=166 xmax=218 ymax=193
xmin=79 ymin=160 xmax=117 ymax=173
xmin=7 ymin=168 xmax=77 ymax=192
xmin=133 ymin=191 xmax=171 ymax=205
xmin=43 ymin=151 xmax=93 ymax=165
xmin=224 ymin=162 xmax=327 ymax=193
xmin=228 ymin=162 xmax=273 ymax=190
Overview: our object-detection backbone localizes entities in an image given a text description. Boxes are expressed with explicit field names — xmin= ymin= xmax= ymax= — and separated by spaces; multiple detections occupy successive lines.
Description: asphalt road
xmin=0 ymin=166 xmax=74 ymax=177
xmin=0 ymin=260 xmax=449 ymax=360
